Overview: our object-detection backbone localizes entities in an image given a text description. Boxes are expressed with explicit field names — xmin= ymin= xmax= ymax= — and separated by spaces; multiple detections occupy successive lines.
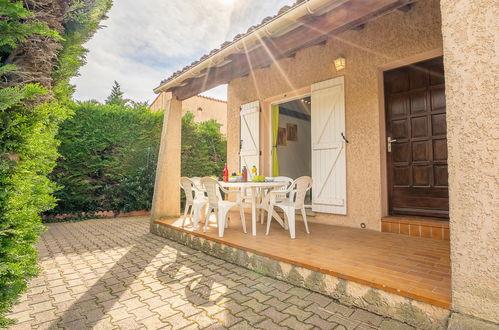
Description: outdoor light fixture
xmin=334 ymin=56 xmax=346 ymax=71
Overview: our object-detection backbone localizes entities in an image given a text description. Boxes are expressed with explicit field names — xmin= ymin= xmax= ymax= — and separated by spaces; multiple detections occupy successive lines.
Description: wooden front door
xmin=384 ymin=57 xmax=449 ymax=218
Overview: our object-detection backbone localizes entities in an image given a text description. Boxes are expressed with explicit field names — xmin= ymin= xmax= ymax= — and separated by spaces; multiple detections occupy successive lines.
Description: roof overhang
xmin=155 ymin=0 xmax=415 ymax=100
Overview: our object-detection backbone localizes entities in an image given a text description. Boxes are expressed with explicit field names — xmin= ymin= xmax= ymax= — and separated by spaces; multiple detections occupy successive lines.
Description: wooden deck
xmin=155 ymin=214 xmax=451 ymax=309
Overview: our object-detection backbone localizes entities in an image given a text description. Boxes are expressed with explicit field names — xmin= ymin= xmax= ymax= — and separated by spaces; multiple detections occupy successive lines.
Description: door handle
xmin=387 ymin=137 xmax=397 ymax=153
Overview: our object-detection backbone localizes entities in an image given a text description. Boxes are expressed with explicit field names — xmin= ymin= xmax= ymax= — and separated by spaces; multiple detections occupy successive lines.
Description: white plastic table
xmin=219 ymin=181 xmax=287 ymax=236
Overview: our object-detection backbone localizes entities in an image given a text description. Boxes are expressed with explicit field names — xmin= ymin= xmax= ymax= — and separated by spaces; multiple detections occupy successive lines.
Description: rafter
xmin=171 ymin=0 xmax=415 ymax=100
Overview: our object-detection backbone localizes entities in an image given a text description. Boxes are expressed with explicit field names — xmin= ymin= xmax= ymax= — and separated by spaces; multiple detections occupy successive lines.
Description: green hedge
xmin=0 ymin=84 xmax=64 ymax=327
xmin=47 ymin=101 xmax=163 ymax=216
xmin=0 ymin=0 xmax=111 ymax=325
xmin=181 ymin=111 xmax=226 ymax=178
xmin=46 ymin=106 xmax=227 ymax=218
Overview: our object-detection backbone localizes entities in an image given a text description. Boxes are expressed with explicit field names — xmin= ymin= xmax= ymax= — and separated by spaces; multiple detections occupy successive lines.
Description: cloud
xmin=72 ymin=0 xmax=294 ymax=103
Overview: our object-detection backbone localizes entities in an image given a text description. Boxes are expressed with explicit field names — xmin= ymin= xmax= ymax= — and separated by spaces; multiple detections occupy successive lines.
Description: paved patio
xmin=6 ymin=217 xmax=415 ymax=329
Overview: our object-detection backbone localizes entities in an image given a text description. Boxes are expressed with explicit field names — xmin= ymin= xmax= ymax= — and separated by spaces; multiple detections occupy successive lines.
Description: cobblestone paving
xmin=6 ymin=217 xmax=415 ymax=329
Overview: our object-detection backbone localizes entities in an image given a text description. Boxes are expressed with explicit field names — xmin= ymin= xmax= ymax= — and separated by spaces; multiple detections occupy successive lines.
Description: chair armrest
xmin=268 ymin=186 xmax=293 ymax=195
xmin=218 ymin=184 xmax=241 ymax=195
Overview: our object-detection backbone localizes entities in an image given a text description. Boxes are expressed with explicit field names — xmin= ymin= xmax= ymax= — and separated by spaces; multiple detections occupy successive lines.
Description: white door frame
xmin=267 ymin=92 xmax=313 ymax=208
xmin=267 ymin=93 xmax=311 ymax=176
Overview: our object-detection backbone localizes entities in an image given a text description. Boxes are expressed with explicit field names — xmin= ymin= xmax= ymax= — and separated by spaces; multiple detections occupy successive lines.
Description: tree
xmin=0 ymin=0 xmax=61 ymax=88
xmin=0 ymin=0 xmax=59 ymax=53
xmin=47 ymin=101 xmax=163 ymax=216
xmin=105 ymin=80 xmax=128 ymax=106
xmin=46 ymin=110 xmax=227 ymax=219
xmin=0 ymin=0 xmax=112 ymax=325
xmin=181 ymin=111 xmax=226 ymax=178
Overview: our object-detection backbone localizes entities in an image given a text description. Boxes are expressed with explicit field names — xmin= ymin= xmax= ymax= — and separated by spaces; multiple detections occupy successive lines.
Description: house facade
xmin=227 ymin=0 xmax=445 ymax=231
xmin=150 ymin=93 xmax=228 ymax=134
xmin=150 ymin=0 xmax=498 ymax=328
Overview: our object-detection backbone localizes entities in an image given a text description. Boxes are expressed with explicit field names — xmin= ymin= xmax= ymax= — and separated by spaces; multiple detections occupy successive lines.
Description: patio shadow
xmin=50 ymin=232 xmax=165 ymax=328
xmin=49 ymin=230 xmax=228 ymax=328
xmin=156 ymin=250 xmax=226 ymax=307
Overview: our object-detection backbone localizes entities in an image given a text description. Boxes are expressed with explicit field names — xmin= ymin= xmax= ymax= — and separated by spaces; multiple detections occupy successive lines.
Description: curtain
xmin=272 ymin=104 xmax=279 ymax=176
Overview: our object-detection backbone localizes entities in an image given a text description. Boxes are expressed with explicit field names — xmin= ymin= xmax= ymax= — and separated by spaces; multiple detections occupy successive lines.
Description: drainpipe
xmin=153 ymin=0 xmax=348 ymax=94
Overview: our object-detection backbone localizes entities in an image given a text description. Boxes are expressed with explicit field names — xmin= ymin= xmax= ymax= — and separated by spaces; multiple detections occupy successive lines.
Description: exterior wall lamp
xmin=334 ymin=56 xmax=346 ymax=71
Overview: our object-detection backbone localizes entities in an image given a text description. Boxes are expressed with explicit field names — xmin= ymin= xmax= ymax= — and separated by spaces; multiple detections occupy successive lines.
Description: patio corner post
xmin=151 ymin=92 xmax=182 ymax=221
xmin=440 ymin=0 xmax=499 ymax=328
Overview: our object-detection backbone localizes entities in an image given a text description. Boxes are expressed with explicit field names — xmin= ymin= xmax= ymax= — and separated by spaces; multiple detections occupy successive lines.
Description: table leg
xmin=251 ymin=187 xmax=257 ymax=236
xmin=260 ymin=188 xmax=267 ymax=224
xmin=259 ymin=189 xmax=285 ymax=228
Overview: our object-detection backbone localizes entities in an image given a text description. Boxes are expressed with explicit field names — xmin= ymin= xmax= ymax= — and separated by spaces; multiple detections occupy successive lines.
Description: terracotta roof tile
xmin=220 ymin=41 xmax=232 ymax=49
xmin=150 ymin=93 xmax=227 ymax=107
xmin=278 ymin=5 xmax=292 ymax=14
xmin=157 ymin=1 xmax=302 ymax=89
xmin=196 ymin=94 xmax=227 ymax=103
xmin=262 ymin=16 xmax=273 ymax=23
xmin=232 ymin=33 xmax=244 ymax=41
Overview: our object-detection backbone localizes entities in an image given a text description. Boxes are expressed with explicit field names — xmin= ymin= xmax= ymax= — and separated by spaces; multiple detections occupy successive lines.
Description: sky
xmin=72 ymin=0 xmax=295 ymax=104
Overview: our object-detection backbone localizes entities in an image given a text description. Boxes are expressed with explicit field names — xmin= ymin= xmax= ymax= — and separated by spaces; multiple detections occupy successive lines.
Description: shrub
xmin=47 ymin=101 xmax=163 ymax=216
xmin=0 ymin=83 xmax=63 ymax=327
xmin=47 ymin=106 xmax=227 ymax=218
xmin=0 ymin=0 xmax=111 ymax=325
xmin=181 ymin=111 xmax=227 ymax=178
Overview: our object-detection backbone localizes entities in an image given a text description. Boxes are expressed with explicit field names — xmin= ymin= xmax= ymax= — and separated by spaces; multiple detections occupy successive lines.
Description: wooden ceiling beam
xmin=397 ymin=3 xmax=414 ymax=12
xmin=171 ymin=0 xmax=415 ymax=100
xmin=352 ymin=23 xmax=365 ymax=30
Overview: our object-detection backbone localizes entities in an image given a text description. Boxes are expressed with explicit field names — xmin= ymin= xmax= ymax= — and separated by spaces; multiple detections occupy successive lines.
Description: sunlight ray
xmin=199 ymin=67 xmax=212 ymax=97
xmin=241 ymin=39 xmax=263 ymax=100
xmin=298 ymin=21 xmax=394 ymax=60
xmin=284 ymin=21 xmax=442 ymax=79
xmin=253 ymin=31 xmax=298 ymax=93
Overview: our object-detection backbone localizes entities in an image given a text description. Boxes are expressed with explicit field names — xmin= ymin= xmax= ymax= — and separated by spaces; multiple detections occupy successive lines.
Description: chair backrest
xmin=291 ymin=176 xmax=313 ymax=209
xmin=190 ymin=177 xmax=201 ymax=186
xmin=201 ymin=177 xmax=221 ymax=208
xmin=273 ymin=176 xmax=293 ymax=200
xmin=180 ymin=177 xmax=196 ymax=203
xmin=189 ymin=177 xmax=205 ymax=199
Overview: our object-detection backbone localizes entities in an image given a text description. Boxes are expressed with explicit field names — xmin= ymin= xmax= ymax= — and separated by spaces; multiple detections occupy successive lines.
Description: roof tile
xmin=278 ymin=5 xmax=292 ymax=14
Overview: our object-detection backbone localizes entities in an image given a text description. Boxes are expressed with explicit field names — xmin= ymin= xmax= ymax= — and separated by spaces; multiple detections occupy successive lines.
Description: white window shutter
xmin=240 ymin=101 xmax=260 ymax=179
xmin=311 ymin=77 xmax=347 ymax=214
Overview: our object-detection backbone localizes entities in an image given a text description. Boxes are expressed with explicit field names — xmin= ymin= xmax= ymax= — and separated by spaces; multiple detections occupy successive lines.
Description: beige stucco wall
xmin=150 ymin=91 xmax=171 ymax=112
xmin=151 ymin=93 xmax=227 ymax=134
xmin=440 ymin=0 xmax=499 ymax=324
xmin=227 ymin=0 xmax=443 ymax=230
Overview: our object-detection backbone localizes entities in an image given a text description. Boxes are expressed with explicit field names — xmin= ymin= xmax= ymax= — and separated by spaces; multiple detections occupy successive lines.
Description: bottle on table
xmin=252 ymin=165 xmax=257 ymax=177
xmin=223 ymin=163 xmax=229 ymax=182
xmin=242 ymin=166 xmax=248 ymax=182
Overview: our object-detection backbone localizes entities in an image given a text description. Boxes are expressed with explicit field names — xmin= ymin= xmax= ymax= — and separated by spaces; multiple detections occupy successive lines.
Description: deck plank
xmin=155 ymin=214 xmax=451 ymax=308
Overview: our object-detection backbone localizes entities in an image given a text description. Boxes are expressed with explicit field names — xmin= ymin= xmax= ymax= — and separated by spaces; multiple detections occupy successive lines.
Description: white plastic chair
xmin=180 ymin=177 xmax=208 ymax=230
xmin=259 ymin=176 xmax=293 ymax=225
xmin=273 ymin=176 xmax=295 ymax=202
xmin=201 ymin=177 xmax=247 ymax=237
xmin=190 ymin=177 xmax=203 ymax=196
xmin=266 ymin=176 xmax=313 ymax=239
